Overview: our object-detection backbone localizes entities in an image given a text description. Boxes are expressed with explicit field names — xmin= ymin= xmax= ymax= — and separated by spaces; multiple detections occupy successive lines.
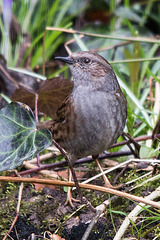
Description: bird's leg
xmin=52 ymin=139 xmax=96 ymax=212
xmin=95 ymin=157 xmax=114 ymax=188
xmin=67 ymin=157 xmax=83 ymax=202
xmin=65 ymin=169 xmax=80 ymax=208
xmin=52 ymin=139 xmax=82 ymax=201
xmin=93 ymin=155 xmax=123 ymax=189
xmin=67 ymin=158 xmax=96 ymax=212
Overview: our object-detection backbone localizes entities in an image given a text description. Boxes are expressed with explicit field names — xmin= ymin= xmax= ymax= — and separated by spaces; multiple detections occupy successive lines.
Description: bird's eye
xmin=83 ymin=58 xmax=91 ymax=64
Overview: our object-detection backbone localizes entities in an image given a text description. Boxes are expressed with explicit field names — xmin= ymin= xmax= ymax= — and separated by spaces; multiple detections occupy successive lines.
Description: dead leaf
xmin=52 ymin=234 xmax=65 ymax=240
xmin=12 ymin=77 xmax=73 ymax=118
xmin=44 ymin=231 xmax=65 ymax=240
xmin=11 ymin=87 xmax=36 ymax=108
xmin=32 ymin=175 xmax=55 ymax=191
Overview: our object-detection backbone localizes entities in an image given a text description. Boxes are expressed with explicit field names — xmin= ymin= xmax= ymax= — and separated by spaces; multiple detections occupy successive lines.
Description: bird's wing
xmin=51 ymin=94 xmax=76 ymax=142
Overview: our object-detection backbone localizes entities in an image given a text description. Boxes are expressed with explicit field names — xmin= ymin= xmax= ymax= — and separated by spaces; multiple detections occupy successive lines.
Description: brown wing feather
xmin=51 ymin=94 xmax=76 ymax=144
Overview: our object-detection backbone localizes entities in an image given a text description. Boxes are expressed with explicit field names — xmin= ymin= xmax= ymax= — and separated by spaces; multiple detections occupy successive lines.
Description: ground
xmin=0 ymin=163 xmax=159 ymax=239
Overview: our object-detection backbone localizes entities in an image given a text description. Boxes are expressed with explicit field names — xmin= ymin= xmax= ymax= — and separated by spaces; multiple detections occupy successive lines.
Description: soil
xmin=1 ymin=182 xmax=114 ymax=239
xmin=0 ymin=166 xmax=158 ymax=239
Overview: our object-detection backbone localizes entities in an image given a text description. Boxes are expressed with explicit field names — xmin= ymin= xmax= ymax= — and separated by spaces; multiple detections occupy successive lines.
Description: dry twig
xmin=82 ymin=200 xmax=110 ymax=240
xmin=0 ymin=176 xmax=160 ymax=209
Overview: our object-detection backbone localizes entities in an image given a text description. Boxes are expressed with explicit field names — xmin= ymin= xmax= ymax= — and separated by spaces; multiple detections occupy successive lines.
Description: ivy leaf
xmin=0 ymin=102 xmax=52 ymax=171
xmin=11 ymin=77 xmax=73 ymax=118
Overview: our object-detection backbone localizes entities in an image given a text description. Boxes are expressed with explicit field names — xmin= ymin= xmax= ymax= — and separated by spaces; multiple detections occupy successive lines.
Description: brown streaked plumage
xmin=38 ymin=51 xmax=127 ymax=207
xmin=51 ymin=94 xmax=76 ymax=144
xmin=52 ymin=51 xmax=127 ymax=163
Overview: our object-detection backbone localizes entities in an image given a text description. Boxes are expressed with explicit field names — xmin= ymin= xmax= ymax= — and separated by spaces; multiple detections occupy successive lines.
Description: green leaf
xmin=140 ymin=145 xmax=158 ymax=159
xmin=124 ymin=45 xmax=140 ymax=96
xmin=109 ymin=210 xmax=127 ymax=216
xmin=115 ymin=7 xmax=142 ymax=23
xmin=115 ymin=74 xmax=152 ymax=127
xmin=133 ymin=113 xmax=152 ymax=130
xmin=63 ymin=186 xmax=69 ymax=193
xmin=0 ymin=102 xmax=52 ymax=171
xmin=126 ymin=101 xmax=135 ymax=135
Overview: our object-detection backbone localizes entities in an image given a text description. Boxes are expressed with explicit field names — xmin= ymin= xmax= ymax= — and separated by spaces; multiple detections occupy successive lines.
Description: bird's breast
xmin=69 ymin=87 xmax=126 ymax=157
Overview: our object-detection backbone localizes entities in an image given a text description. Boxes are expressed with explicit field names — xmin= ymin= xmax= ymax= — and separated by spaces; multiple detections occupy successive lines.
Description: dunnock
xmin=38 ymin=51 xmax=127 ymax=206
xmin=53 ymin=51 xmax=127 ymax=206
xmin=54 ymin=51 xmax=127 ymax=160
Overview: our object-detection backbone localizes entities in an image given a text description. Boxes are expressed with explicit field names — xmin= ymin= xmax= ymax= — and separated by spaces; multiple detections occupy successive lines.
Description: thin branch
xmin=42 ymin=29 xmax=47 ymax=76
xmin=80 ymin=158 xmax=160 ymax=186
xmin=82 ymin=195 xmax=122 ymax=240
xmin=110 ymin=133 xmax=160 ymax=149
xmin=0 ymin=176 xmax=160 ymax=209
xmin=34 ymin=93 xmax=39 ymax=123
xmin=64 ymin=34 xmax=84 ymax=55
xmin=95 ymin=41 xmax=132 ymax=53
xmin=28 ymin=152 xmax=57 ymax=164
xmin=45 ymin=27 xmax=160 ymax=44
xmin=23 ymin=161 xmax=59 ymax=179
xmin=17 ymin=150 xmax=132 ymax=176
xmin=82 ymin=200 xmax=109 ymax=240
xmin=122 ymin=132 xmax=140 ymax=158
xmin=130 ymin=172 xmax=160 ymax=191
xmin=17 ymin=133 xmax=160 ymax=176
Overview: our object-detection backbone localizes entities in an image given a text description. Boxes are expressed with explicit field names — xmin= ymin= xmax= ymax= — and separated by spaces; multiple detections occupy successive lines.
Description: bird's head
xmin=55 ymin=51 xmax=120 ymax=92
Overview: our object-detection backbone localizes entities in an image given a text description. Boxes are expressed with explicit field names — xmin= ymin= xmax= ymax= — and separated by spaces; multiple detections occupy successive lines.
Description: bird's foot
xmin=65 ymin=187 xmax=96 ymax=213
xmin=94 ymin=158 xmax=124 ymax=190
xmin=65 ymin=187 xmax=80 ymax=208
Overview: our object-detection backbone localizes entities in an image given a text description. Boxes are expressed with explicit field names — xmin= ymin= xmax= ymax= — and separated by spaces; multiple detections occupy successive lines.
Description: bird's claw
xmin=65 ymin=188 xmax=80 ymax=208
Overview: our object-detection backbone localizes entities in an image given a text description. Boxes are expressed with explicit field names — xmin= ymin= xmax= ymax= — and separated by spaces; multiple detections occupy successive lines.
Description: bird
xmin=41 ymin=51 xmax=127 ymax=207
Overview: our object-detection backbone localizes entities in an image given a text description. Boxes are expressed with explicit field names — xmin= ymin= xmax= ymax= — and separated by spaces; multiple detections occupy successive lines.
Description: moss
xmin=0 ymin=183 xmax=62 ymax=236
xmin=0 ymin=182 xmax=19 ymax=236
xmin=1 ymin=167 xmax=160 ymax=239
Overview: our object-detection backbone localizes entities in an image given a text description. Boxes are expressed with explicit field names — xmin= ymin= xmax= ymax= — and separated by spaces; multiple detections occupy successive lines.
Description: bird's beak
xmin=55 ymin=56 xmax=74 ymax=65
